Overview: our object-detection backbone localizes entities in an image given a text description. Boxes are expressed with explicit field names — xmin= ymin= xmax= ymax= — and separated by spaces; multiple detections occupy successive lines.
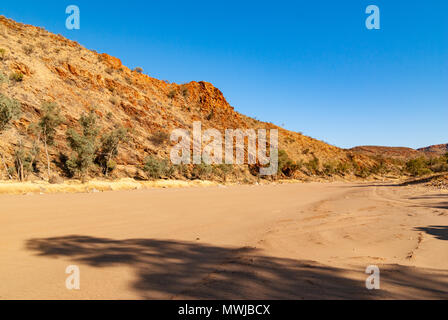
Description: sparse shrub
xmin=370 ymin=157 xmax=388 ymax=175
xmin=406 ymin=157 xmax=432 ymax=177
xmin=133 ymin=67 xmax=143 ymax=74
xmin=336 ymin=161 xmax=351 ymax=175
xmin=109 ymin=97 xmax=118 ymax=105
xmin=64 ymin=78 xmax=76 ymax=86
xmin=143 ymin=156 xmax=173 ymax=180
xmin=168 ymin=90 xmax=177 ymax=99
xmin=428 ymin=155 xmax=448 ymax=173
xmin=216 ymin=164 xmax=233 ymax=181
xmin=305 ymin=156 xmax=320 ymax=174
xmin=206 ymin=110 xmax=214 ymax=121
xmin=0 ymin=94 xmax=21 ymax=132
xmin=66 ymin=110 xmax=100 ymax=180
xmin=37 ymin=42 xmax=48 ymax=51
xmin=192 ymin=162 xmax=213 ymax=180
xmin=48 ymin=175 xmax=64 ymax=184
xmin=355 ymin=166 xmax=371 ymax=178
xmin=0 ymin=48 xmax=6 ymax=60
xmin=174 ymin=163 xmax=189 ymax=178
xmin=23 ymin=45 xmax=34 ymax=55
xmin=13 ymin=141 xmax=38 ymax=181
xmin=323 ymin=161 xmax=337 ymax=176
xmin=66 ymin=133 xmax=96 ymax=180
xmin=0 ymin=94 xmax=21 ymax=179
xmin=10 ymin=72 xmax=24 ymax=82
xmin=106 ymin=112 xmax=114 ymax=121
xmin=96 ymin=126 xmax=128 ymax=176
xmin=181 ymin=86 xmax=189 ymax=98
xmin=33 ymin=102 xmax=65 ymax=179
xmin=346 ymin=154 xmax=366 ymax=177
xmin=150 ymin=131 xmax=170 ymax=146
xmin=6 ymin=167 xmax=15 ymax=179
xmin=79 ymin=109 xmax=100 ymax=139
xmin=278 ymin=150 xmax=300 ymax=177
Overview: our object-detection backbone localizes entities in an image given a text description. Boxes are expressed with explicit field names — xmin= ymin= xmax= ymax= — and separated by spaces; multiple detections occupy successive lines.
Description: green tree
xmin=278 ymin=149 xmax=301 ymax=177
xmin=406 ymin=157 xmax=431 ymax=176
xmin=143 ymin=155 xmax=174 ymax=180
xmin=192 ymin=162 xmax=213 ymax=180
xmin=35 ymin=102 xmax=64 ymax=179
xmin=96 ymin=126 xmax=128 ymax=176
xmin=13 ymin=141 xmax=38 ymax=181
xmin=305 ymin=156 xmax=320 ymax=175
xmin=79 ymin=109 xmax=100 ymax=139
xmin=66 ymin=110 xmax=99 ymax=180
xmin=0 ymin=94 xmax=21 ymax=179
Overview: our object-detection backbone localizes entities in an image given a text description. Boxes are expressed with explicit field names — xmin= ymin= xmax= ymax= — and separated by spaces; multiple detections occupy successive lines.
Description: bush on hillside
xmin=0 ymin=48 xmax=6 ymax=60
xmin=278 ymin=150 xmax=301 ymax=177
xmin=150 ymin=131 xmax=170 ymax=146
xmin=143 ymin=156 xmax=174 ymax=180
xmin=305 ymin=156 xmax=320 ymax=174
xmin=0 ymin=94 xmax=21 ymax=131
xmin=66 ymin=110 xmax=100 ymax=179
xmin=9 ymin=72 xmax=23 ymax=82
xmin=406 ymin=157 xmax=432 ymax=177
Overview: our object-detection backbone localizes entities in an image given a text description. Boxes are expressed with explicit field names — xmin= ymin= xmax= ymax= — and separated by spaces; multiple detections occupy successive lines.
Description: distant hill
xmin=349 ymin=146 xmax=421 ymax=160
xmin=417 ymin=144 xmax=448 ymax=156
xmin=350 ymin=144 xmax=448 ymax=160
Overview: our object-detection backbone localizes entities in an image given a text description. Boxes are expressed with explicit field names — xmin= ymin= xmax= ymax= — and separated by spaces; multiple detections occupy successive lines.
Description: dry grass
xmin=0 ymin=178 xmax=218 ymax=195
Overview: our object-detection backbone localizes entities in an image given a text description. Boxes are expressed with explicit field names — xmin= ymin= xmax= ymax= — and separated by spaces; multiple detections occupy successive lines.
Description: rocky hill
xmin=349 ymin=146 xmax=422 ymax=160
xmin=350 ymin=144 xmax=448 ymax=160
xmin=0 ymin=16 xmax=408 ymax=181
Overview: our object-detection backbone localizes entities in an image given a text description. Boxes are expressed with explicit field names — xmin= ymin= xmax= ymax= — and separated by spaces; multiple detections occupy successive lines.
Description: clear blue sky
xmin=2 ymin=1 xmax=447 ymax=149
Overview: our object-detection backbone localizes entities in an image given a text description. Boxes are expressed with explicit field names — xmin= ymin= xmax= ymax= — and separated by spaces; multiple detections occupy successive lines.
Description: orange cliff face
xmin=0 ymin=15 xmax=378 ymax=180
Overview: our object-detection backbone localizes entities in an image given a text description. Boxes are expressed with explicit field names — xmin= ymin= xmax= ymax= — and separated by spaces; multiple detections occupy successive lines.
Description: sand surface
xmin=0 ymin=182 xmax=447 ymax=299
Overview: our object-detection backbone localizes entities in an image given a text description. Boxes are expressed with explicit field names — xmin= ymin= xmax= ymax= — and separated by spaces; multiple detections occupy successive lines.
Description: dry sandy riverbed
xmin=0 ymin=182 xmax=447 ymax=299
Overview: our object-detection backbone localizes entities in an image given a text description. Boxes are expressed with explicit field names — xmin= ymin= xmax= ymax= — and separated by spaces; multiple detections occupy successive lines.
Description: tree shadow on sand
xmin=407 ymin=194 xmax=448 ymax=211
xmin=26 ymin=236 xmax=448 ymax=299
xmin=415 ymin=226 xmax=448 ymax=241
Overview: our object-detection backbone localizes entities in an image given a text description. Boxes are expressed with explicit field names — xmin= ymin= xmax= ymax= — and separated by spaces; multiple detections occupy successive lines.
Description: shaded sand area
xmin=0 ymin=182 xmax=447 ymax=299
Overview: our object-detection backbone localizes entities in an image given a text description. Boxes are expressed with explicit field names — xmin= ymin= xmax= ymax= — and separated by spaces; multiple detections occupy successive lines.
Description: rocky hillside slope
xmin=0 ymin=16 xmax=394 ymax=181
